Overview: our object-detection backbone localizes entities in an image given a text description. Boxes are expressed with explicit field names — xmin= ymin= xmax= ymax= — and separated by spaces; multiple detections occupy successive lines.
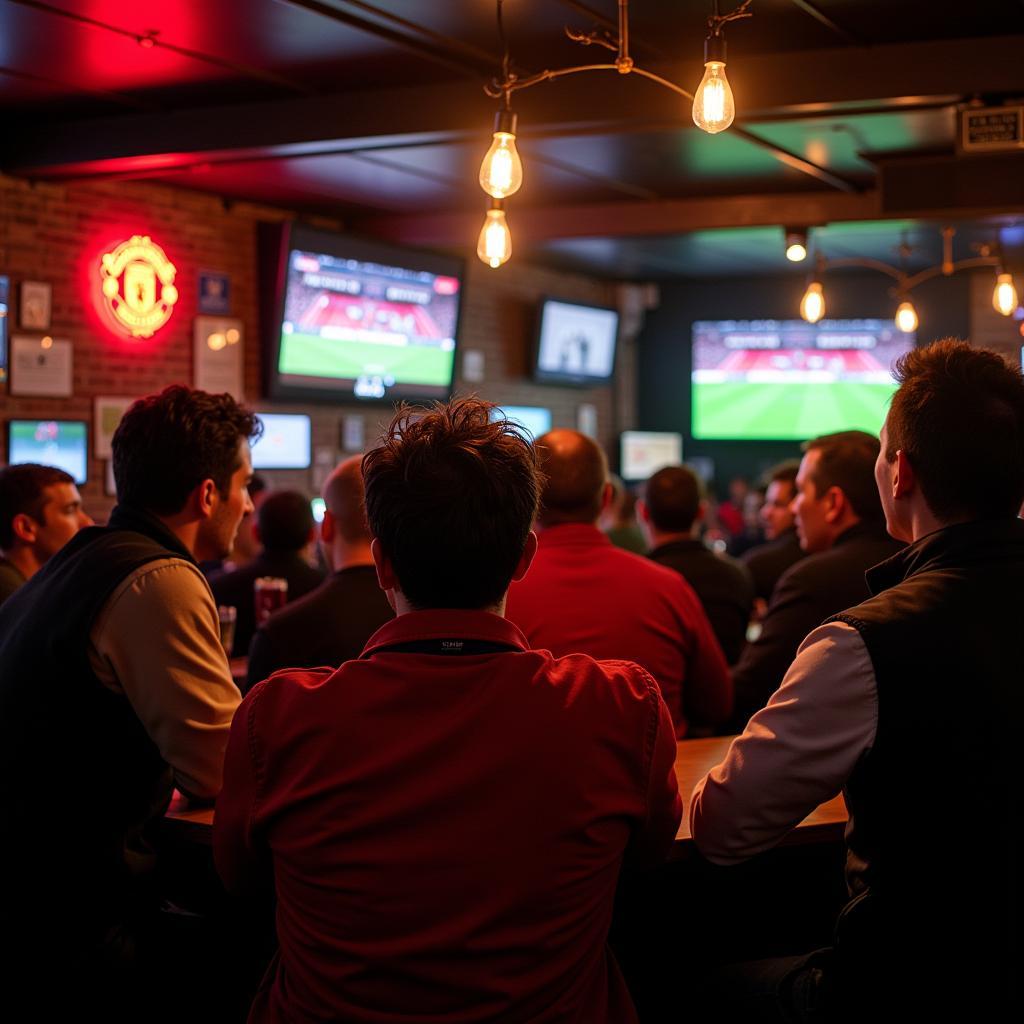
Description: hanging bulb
xmin=800 ymin=280 xmax=825 ymax=324
xmin=785 ymin=228 xmax=808 ymax=263
xmin=477 ymin=202 xmax=511 ymax=269
xmin=895 ymin=300 xmax=918 ymax=334
xmin=692 ymin=34 xmax=735 ymax=134
xmin=993 ymin=272 xmax=1018 ymax=317
xmin=479 ymin=110 xmax=523 ymax=199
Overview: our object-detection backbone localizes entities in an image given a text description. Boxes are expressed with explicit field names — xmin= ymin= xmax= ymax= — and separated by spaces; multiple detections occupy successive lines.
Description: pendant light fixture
xmin=993 ymin=271 xmax=1018 ymax=317
xmin=894 ymin=299 xmax=919 ymax=334
xmin=477 ymin=201 xmax=512 ymax=269
xmin=479 ymin=108 xmax=523 ymax=200
xmin=800 ymin=279 xmax=826 ymax=324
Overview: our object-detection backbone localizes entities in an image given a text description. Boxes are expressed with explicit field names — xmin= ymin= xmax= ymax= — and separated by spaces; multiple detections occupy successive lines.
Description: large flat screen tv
xmin=7 ymin=419 xmax=88 ymax=484
xmin=490 ymin=405 xmax=552 ymax=440
xmin=692 ymin=319 xmax=914 ymax=441
xmin=251 ymin=413 xmax=312 ymax=470
xmin=263 ymin=223 xmax=463 ymax=404
xmin=534 ymin=298 xmax=618 ymax=385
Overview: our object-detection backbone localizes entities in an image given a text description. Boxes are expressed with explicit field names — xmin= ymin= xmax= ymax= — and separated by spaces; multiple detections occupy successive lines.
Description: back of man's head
xmin=112 ymin=385 xmax=261 ymax=515
xmin=535 ymin=429 xmax=608 ymax=527
xmin=323 ymin=456 xmax=371 ymax=545
xmin=0 ymin=464 xmax=74 ymax=549
xmin=363 ymin=398 xmax=541 ymax=609
xmin=803 ymin=430 xmax=884 ymax=522
xmin=644 ymin=465 xmax=702 ymax=534
xmin=257 ymin=490 xmax=314 ymax=553
xmin=886 ymin=339 xmax=1024 ymax=521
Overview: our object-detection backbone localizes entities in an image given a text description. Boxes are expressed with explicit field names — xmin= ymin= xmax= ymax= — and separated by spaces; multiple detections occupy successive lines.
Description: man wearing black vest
xmin=0 ymin=385 xmax=257 ymax=1013
xmin=690 ymin=340 xmax=1024 ymax=1019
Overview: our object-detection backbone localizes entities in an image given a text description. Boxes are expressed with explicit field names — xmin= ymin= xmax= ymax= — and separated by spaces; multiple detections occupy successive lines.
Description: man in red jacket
xmin=215 ymin=398 xmax=682 ymax=1024
xmin=506 ymin=429 xmax=732 ymax=736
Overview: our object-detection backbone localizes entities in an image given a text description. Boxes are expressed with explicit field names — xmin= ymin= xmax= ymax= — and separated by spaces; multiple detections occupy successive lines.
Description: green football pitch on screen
xmin=280 ymin=333 xmax=454 ymax=386
xmin=692 ymin=379 xmax=895 ymax=440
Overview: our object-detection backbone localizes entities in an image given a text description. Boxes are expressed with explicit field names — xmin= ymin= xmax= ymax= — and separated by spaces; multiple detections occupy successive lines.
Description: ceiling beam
xmin=6 ymin=34 xmax=1024 ymax=180
xmin=352 ymin=191 xmax=886 ymax=247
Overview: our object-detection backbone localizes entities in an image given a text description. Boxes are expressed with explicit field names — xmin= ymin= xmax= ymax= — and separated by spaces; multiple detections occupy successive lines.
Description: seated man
xmin=211 ymin=488 xmax=324 ymax=656
xmin=0 ymin=385 xmax=255 ymax=1005
xmin=0 ymin=463 xmax=92 ymax=607
xmin=215 ymin=399 xmax=681 ymax=1024
xmin=740 ymin=460 xmax=804 ymax=607
xmin=505 ymin=429 xmax=731 ymax=736
xmin=639 ymin=464 xmax=754 ymax=665
xmin=246 ymin=455 xmax=394 ymax=691
xmin=727 ymin=431 xmax=902 ymax=732
xmin=690 ymin=340 xmax=1024 ymax=1019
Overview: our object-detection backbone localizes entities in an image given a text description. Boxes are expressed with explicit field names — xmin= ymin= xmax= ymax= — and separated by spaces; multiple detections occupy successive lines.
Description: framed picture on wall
xmin=94 ymin=396 xmax=135 ymax=459
xmin=9 ymin=335 xmax=72 ymax=397
xmin=19 ymin=281 xmax=52 ymax=331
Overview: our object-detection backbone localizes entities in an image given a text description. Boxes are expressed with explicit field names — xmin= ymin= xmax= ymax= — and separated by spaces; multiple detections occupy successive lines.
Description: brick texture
xmin=0 ymin=174 xmax=635 ymax=520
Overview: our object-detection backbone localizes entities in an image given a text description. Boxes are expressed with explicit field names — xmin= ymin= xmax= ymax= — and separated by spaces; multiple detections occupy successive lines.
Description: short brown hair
xmin=363 ymin=398 xmax=541 ymax=609
xmin=886 ymin=340 xmax=1024 ymax=520
xmin=0 ymin=464 xmax=75 ymax=548
xmin=645 ymin=465 xmax=702 ymax=533
xmin=765 ymin=460 xmax=800 ymax=494
xmin=113 ymin=386 xmax=260 ymax=515
xmin=802 ymin=430 xmax=883 ymax=522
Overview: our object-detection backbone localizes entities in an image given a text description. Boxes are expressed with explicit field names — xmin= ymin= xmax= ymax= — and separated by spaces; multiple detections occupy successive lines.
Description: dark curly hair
xmin=885 ymin=339 xmax=1024 ymax=520
xmin=112 ymin=385 xmax=262 ymax=515
xmin=363 ymin=397 xmax=541 ymax=609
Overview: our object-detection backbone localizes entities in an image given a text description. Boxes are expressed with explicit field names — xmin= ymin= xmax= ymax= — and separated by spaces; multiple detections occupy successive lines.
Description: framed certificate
xmin=20 ymin=281 xmax=52 ymax=331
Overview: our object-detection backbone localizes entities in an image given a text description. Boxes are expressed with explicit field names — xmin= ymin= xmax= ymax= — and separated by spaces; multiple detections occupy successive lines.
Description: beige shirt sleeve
xmin=89 ymin=557 xmax=241 ymax=800
xmin=689 ymin=620 xmax=877 ymax=865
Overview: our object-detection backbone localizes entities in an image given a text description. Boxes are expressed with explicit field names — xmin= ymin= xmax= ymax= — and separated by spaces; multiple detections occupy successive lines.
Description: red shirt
xmin=506 ymin=524 xmax=732 ymax=736
xmin=214 ymin=609 xmax=681 ymax=1024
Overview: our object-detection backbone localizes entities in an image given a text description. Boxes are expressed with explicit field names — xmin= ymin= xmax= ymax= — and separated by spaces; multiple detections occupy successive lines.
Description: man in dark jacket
xmin=211 ymin=488 xmax=325 ymax=656
xmin=640 ymin=464 xmax=754 ymax=665
xmin=246 ymin=456 xmax=393 ymax=690
xmin=692 ymin=340 xmax=1024 ymax=1019
xmin=0 ymin=385 xmax=257 ymax=1013
xmin=727 ymin=431 xmax=902 ymax=731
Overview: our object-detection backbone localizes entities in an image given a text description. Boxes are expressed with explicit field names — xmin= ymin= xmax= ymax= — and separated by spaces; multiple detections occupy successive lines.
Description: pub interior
xmin=0 ymin=1 xmax=1021 ymax=1021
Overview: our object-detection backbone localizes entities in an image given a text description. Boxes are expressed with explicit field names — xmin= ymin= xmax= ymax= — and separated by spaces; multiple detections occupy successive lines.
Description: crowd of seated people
xmin=0 ymin=339 xmax=1019 ymax=1021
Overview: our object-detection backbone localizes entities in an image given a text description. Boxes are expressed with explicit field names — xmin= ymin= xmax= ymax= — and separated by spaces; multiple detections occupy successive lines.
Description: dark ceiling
xmin=3 ymin=0 xmax=1024 ymax=278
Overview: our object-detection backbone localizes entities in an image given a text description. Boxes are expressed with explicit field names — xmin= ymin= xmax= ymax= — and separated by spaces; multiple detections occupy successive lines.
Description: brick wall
xmin=0 ymin=173 xmax=635 ymax=521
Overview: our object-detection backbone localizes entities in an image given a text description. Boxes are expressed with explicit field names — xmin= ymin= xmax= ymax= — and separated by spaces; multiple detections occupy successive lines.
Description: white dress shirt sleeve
xmin=689 ymin=620 xmax=877 ymax=865
xmin=88 ymin=557 xmax=241 ymax=800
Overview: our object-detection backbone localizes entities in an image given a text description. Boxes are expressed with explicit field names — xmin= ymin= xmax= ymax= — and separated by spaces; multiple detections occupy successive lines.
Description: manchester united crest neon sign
xmin=99 ymin=235 xmax=178 ymax=338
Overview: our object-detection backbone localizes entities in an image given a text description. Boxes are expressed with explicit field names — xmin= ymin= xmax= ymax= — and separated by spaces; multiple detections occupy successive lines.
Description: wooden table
xmin=670 ymin=735 xmax=847 ymax=857
xmin=165 ymin=735 xmax=847 ymax=852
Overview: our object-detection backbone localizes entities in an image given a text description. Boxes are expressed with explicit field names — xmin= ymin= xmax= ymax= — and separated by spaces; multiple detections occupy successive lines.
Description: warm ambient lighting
xmin=895 ymin=300 xmax=919 ymax=333
xmin=692 ymin=39 xmax=735 ymax=135
xmin=785 ymin=228 xmax=808 ymax=263
xmin=479 ymin=110 xmax=523 ymax=199
xmin=800 ymin=281 xmax=825 ymax=323
xmin=477 ymin=204 xmax=511 ymax=268
xmin=98 ymin=234 xmax=178 ymax=338
xmin=993 ymin=272 xmax=1018 ymax=317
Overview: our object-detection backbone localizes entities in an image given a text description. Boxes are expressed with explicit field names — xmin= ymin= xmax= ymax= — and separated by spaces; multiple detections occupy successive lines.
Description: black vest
xmin=0 ymin=505 xmax=197 ymax=947
xmin=828 ymin=518 xmax=1024 ymax=1012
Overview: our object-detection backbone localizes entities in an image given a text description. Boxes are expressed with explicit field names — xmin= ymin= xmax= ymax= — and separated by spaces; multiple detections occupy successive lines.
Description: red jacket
xmin=215 ymin=608 xmax=681 ymax=1024
xmin=506 ymin=524 xmax=733 ymax=736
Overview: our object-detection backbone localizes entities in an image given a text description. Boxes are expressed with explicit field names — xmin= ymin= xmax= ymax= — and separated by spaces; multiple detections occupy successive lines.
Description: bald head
xmin=536 ymin=429 xmax=609 ymax=527
xmin=324 ymin=455 xmax=371 ymax=544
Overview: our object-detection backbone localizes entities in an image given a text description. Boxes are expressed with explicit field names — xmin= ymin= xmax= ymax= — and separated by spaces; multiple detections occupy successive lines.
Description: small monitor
xmin=491 ymin=405 xmax=553 ymax=440
xmin=535 ymin=299 xmax=618 ymax=385
xmin=620 ymin=431 xmax=683 ymax=482
xmin=251 ymin=413 xmax=312 ymax=470
xmin=7 ymin=419 xmax=89 ymax=484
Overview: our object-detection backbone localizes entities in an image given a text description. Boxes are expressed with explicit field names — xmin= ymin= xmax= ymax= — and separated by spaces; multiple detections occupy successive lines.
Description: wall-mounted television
xmin=7 ymin=419 xmax=88 ymax=484
xmin=251 ymin=413 xmax=312 ymax=470
xmin=262 ymin=223 xmax=463 ymax=405
xmin=490 ymin=405 xmax=552 ymax=440
xmin=0 ymin=275 xmax=9 ymax=385
xmin=534 ymin=298 xmax=618 ymax=386
xmin=692 ymin=319 xmax=914 ymax=441
xmin=620 ymin=430 xmax=683 ymax=482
